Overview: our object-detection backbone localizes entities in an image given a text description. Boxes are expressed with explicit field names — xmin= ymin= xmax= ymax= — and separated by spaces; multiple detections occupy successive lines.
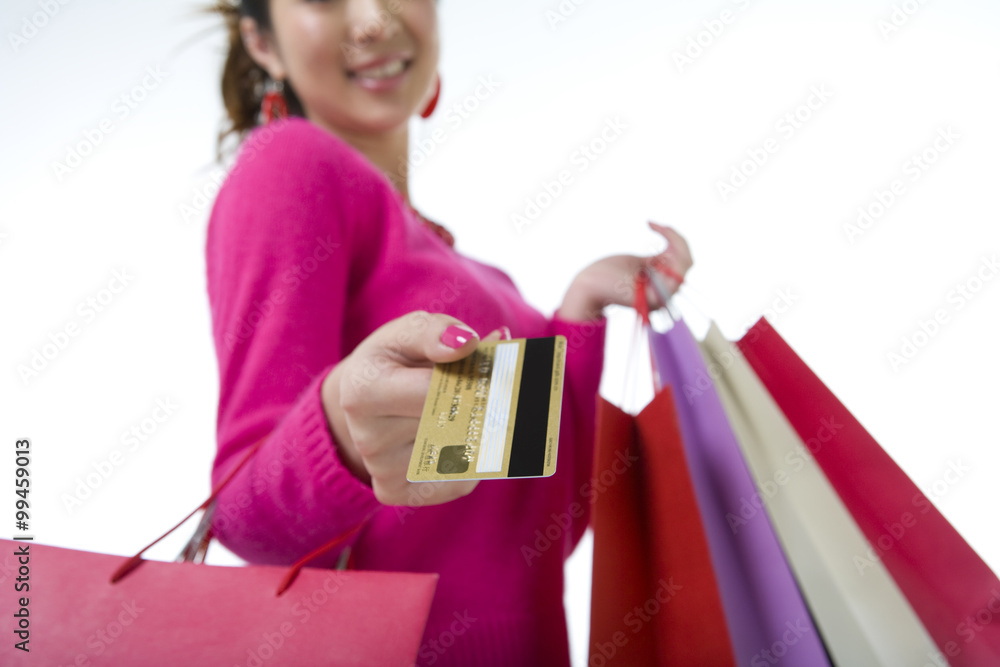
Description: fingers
xmin=648 ymin=221 xmax=694 ymax=266
xmin=335 ymin=310 xmax=503 ymax=508
xmin=345 ymin=415 xmax=421 ymax=459
xmin=482 ymin=326 xmax=512 ymax=343
xmin=646 ymin=222 xmax=694 ymax=293
xmin=374 ymin=476 xmax=480 ymax=507
xmin=360 ymin=311 xmax=481 ymax=368
xmin=347 ymin=323 xmax=514 ymax=419
xmin=342 ymin=366 xmax=434 ymax=419
xmin=360 ymin=433 xmax=480 ymax=506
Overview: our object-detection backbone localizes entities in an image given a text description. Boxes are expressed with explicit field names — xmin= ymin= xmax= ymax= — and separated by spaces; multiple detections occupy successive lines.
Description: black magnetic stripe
xmin=507 ymin=337 xmax=554 ymax=478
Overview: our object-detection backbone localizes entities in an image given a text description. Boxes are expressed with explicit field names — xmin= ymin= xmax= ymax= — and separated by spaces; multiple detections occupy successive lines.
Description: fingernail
xmin=499 ymin=326 xmax=512 ymax=341
xmin=441 ymin=325 xmax=478 ymax=349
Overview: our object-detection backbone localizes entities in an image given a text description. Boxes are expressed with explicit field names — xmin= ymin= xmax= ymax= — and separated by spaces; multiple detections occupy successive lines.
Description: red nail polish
xmin=441 ymin=325 xmax=477 ymax=349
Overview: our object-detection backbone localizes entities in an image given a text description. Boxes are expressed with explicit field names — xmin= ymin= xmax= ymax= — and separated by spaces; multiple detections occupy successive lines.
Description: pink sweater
xmin=206 ymin=118 xmax=607 ymax=666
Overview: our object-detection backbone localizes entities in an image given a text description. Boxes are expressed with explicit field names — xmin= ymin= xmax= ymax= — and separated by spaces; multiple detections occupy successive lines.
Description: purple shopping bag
xmin=650 ymin=319 xmax=830 ymax=666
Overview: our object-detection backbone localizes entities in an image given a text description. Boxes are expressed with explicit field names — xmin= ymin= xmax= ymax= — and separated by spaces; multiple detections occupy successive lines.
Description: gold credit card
xmin=407 ymin=336 xmax=567 ymax=482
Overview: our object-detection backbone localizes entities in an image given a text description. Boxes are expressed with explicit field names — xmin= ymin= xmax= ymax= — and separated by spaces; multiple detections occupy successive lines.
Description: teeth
xmin=355 ymin=59 xmax=405 ymax=79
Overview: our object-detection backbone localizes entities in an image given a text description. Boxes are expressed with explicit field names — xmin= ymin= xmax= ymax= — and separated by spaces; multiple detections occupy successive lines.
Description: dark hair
xmin=213 ymin=1 xmax=304 ymax=147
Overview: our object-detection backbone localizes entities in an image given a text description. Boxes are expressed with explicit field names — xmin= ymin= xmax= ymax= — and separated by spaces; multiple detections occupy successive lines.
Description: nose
xmin=347 ymin=0 xmax=399 ymax=47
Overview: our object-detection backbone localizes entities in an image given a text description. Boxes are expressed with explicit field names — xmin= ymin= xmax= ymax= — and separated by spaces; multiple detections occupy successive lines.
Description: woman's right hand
xmin=321 ymin=311 xmax=506 ymax=506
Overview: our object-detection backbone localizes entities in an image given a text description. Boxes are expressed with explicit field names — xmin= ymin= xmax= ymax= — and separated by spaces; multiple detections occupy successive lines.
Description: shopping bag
xmin=737 ymin=316 xmax=1000 ymax=666
xmin=0 ymin=539 xmax=437 ymax=666
xmin=589 ymin=388 xmax=736 ymax=666
xmin=650 ymin=318 xmax=830 ymax=666
xmin=700 ymin=321 xmax=941 ymax=665
xmin=0 ymin=441 xmax=437 ymax=666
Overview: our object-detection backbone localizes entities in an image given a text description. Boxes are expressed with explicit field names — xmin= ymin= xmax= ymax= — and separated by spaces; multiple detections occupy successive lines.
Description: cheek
xmin=403 ymin=0 xmax=439 ymax=55
xmin=300 ymin=39 xmax=345 ymax=83
xmin=274 ymin=10 xmax=348 ymax=86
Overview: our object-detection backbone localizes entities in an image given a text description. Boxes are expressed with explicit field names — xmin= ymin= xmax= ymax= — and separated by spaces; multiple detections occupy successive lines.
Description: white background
xmin=2 ymin=1 xmax=999 ymax=665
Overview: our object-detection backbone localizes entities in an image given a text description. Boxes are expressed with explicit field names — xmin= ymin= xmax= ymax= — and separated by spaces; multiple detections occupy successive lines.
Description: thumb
xmin=437 ymin=322 xmax=480 ymax=356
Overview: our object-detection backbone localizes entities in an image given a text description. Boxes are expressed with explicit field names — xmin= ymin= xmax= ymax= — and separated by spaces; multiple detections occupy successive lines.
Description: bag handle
xmin=633 ymin=262 xmax=685 ymax=392
xmin=110 ymin=437 xmax=374 ymax=596
xmin=176 ymin=498 xmax=216 ymax=565
xmin=631 ymin=271 xmax=666 ymax=395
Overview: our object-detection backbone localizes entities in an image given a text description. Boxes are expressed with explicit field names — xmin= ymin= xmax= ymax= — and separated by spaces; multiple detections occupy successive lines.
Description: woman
xmin=207 ymin=1 xmax=692 ymax=664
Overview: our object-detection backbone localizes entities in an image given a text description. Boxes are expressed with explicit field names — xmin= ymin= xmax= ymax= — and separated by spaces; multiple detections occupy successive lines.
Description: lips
xmin=346 ymin=54 xmax=413 ymax=93
xmin=347 ymin=55 xmax=411 ymax=80
xmin=351 ymin=58 xmax=406 ymax=79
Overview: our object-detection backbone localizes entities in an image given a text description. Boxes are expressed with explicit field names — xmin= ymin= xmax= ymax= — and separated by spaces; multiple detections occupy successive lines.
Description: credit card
xmin=407 ymin=336 xmax=567 ymax=482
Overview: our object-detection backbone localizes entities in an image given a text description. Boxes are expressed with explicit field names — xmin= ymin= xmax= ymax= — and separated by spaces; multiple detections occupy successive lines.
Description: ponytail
xmin=211 ymin=1 xmax=304 ymax=151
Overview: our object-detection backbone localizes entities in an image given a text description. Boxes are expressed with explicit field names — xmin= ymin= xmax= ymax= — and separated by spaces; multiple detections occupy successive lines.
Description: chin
xmin=317 ymin=107 xmax=416 ymax=137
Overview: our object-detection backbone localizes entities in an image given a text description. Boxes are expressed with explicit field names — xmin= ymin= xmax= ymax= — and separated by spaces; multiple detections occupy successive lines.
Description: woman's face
xmin=247 ymin=0 xmax=439 ymax=136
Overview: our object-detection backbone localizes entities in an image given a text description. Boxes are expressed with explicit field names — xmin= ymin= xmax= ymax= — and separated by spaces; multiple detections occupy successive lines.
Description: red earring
xmin=420 ymin=76 xmax=441 ymax=119
xmin=261 ymin=80 xmax=288 ymax=124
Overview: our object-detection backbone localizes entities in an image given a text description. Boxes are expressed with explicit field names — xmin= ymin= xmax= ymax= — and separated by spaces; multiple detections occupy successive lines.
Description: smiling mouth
xmin=348 ymin=58 xmax=411 ymax=81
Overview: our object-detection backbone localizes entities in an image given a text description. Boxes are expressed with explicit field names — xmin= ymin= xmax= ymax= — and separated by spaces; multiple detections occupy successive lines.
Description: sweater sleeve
xmin=205 ymin=120 xmax=393 ymax=565
xmin=548 ymin=313 xmax=607 ymax=549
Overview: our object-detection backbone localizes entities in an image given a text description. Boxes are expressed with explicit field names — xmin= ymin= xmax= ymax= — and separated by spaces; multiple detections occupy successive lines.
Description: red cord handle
xmin=633 ymin=272 xmax=663 ymax=393
xmin=110 ymin=437 xmax=372 ymax=596
xmin=109 ymin=438 xmax=267 ymax=584
xmin=654 ymin=263 xmax=684 ymax=286
xmin=274 ymin=513 xmax=374 ymax=596
xmin=634 ymin=272 xmax=652 ymax=325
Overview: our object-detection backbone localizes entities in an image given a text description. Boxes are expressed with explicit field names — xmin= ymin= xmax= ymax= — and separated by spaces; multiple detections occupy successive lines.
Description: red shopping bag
xmin=589 ymin=387 xmax=736 ymax=666
xmin=0 ymin=442 xmax=437 ymax=666
xmin=0 ymin=540 xmax=436 ymax=666
xmin=738 ymin=317 xmax=1000 ymax=666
